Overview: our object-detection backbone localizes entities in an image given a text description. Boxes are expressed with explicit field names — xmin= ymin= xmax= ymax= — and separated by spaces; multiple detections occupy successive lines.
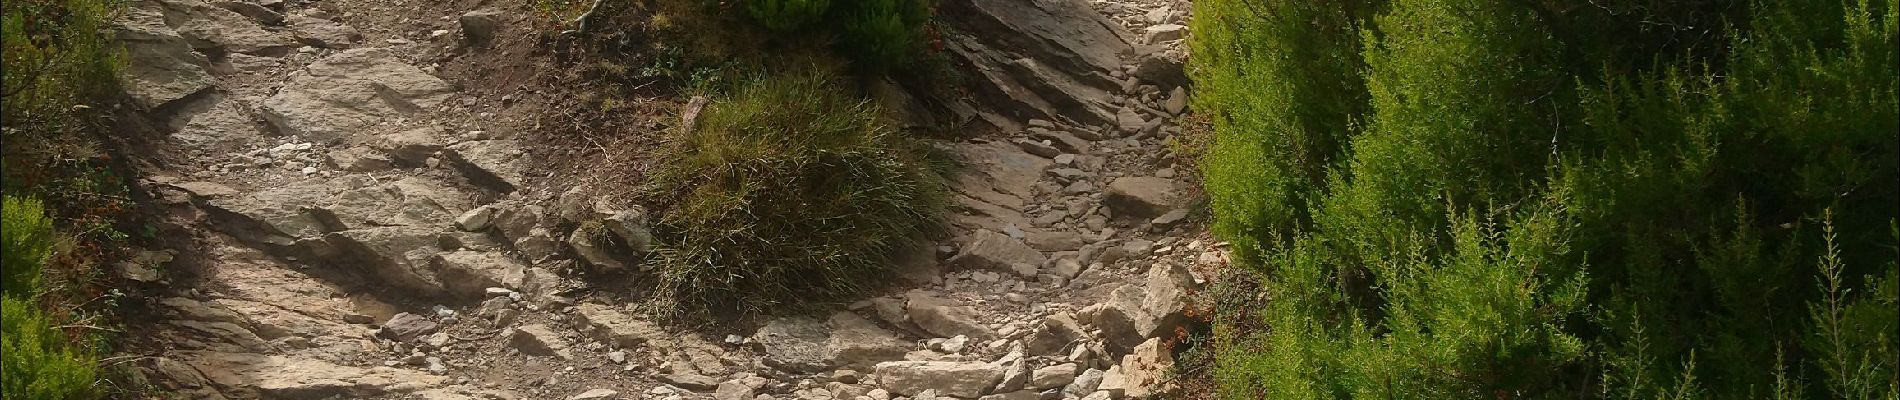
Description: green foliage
xmin=1195 ymin=0 xmax=1900 ymax=397
xmin=0 ymin=195 xmax=98 ymax=399
xmin=1186 ymin=0 xmax=1376 ymax=264
xmin=1 ymin=0 xmax=122 ymax=160
xmin=746 ymin=0 xmax=832 ymax=32
xmin=644 ymin=67 xmax=944 ymax=319
xmin=829 ymin=0 xmax=932 ymax=71
xmin=2 ymin=196 xmax=55 ymax=296
xmin=2 ymin=297 xmax=100 ymax=400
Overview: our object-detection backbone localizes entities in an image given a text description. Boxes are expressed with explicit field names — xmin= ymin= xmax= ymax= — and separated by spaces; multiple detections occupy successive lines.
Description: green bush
xmin=644 ymin=67 xmax=944 ymax=319
xmin=746 ymin=0 xmax=832 ymax=32
xmin=1194 ymin=0 xmax=1899 ymax=397
xmin=2 ymin=297 xmax=100 ymax=400
xmin=829 ymin=0 xmax=932 ymax=71
xmin=1 ymin=195 xmax=99 ymax=399
xmin=2 ymin=196 xmax=55 ymax=296
xmin=2 ymin=0 xmax=122 ymax=163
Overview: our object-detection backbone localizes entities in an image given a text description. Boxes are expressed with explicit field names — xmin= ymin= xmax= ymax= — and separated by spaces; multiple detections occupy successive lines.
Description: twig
xmin=97 ymin=352 xmax=158 ymax=368
xmin=57 ymin=324 xmax=122 ymax=333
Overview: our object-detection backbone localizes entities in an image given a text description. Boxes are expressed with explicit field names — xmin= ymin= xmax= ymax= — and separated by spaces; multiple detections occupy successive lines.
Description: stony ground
xmin=112 ymin=0 xmax=1215 ymax=399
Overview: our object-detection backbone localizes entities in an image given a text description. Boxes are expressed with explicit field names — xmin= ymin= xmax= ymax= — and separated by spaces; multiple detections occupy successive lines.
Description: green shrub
xmin=1187 ymin=0 xmax=1376 ymax=264
xmin=1 ymin=195 xmax=98 ymax=399
xmin=1196 ymin=0 xmax=1899 ymax=397
xmin=2 ymin=196 xmax=55 ymax=296
xmin=644 ymin=67 xmax=944 ymax=319
xmin=2 ymin=296 xmax=99 ymax=400
xmin=1 ymin=0 xmax=122 ymax=162
xmin=830 ymin=0 xmax=932 ymax=71
xmin=746 ymin=0 xmax=831 ymax=32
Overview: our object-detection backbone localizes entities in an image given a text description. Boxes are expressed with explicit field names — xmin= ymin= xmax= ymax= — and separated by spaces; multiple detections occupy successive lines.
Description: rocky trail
xmin=113 ymin=0 xmax=1214 ymax=399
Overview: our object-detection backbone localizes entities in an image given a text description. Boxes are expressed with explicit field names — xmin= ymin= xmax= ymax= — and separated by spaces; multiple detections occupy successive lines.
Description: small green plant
xmin=1 ymin=195 xmax=100 ymax=399
xmin=746 ymin=0 xmax=831 ymax=32
xmin=830 ymin=0 xmax=933 ymax=71
xmin=2 ymin=196 xmax=55 ymax=296
xmin=644 ymin=66 xmax=944 ymax=319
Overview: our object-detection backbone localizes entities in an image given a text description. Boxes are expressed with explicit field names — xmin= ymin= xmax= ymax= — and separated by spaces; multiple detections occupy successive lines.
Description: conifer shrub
xmin=745 ymin=0 xmax=831 ymax=32
xmin=1194 ymin=0 xmax=1899 ymax=397
xmin=829 ymin=0 xmax=933 ymax=71
xmin=644 ymin=67 xmax=944 ymax=319
xmin=2 ymin=196 xmax=55 ymax=296
xmin=0 ymin=195 xmax=100 ymax=399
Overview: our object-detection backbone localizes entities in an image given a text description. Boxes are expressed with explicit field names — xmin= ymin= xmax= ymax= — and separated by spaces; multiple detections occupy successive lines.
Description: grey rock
xmin=754 ymin=312 xmax=908 ymax=373
xmin=1163 ymin=87 xmax=1188 ymax=115
xmin=115 ymin=4 xmax=213 ymax=109
xmin=440 ymin=140 xmax=526 ymax=193
xmin=260 ymin=48 xmax=454 ymax=144
xmin=1063 ymin=368 xmax=1105 ymax=398
xmin=1105 ymin=177 xmax=1175 ymax=220
xmin=428 ymin=250 xmax=529 ymax=299
xmin=166 ymin=0 xmax=295 ymax=55
xmin=1149 ymin=209 xmax=1189 ymax=229
xmin=1133 ymin=54 xmax=1188 ymax=92
xmin=1026 ymin=231 xmax=1084 ymax=252
xmin=1014 ymin=139 xmax=1063 ymax=159
xmin=1031 ymin=363 xmax=1079 ymax=390
xmin=568 ymin=389 xmax=619 ymax=400
xmin=662 ymin=373 xmax=720 ymax=391
xmin=456 ymin=206 xmax=497 ymax=231
xmin=1083 ymin=285 xmax=1146 ymax=352
xmin=378 ymin=312 xmax=437 ymax=342
xmin=949 ymin=229 xmax=1049 ymax=274
xmin=1026 ymin=313 xmax=1086 ymax=356
xmin=875 ymin=361 xmax=1006 ymax=399
xmin=1142 ymin=24 xmax=1187 ymax=44
xmin=1028 ymin=129 xmax=1092 ymax=155
xmin=573 ymin=303 xmax=666 ymax=348
xmin=288 ymin=15 xmax=361 ymax=48
xmin=459 ymin=9 xmax=503 ymax=45
xmin=211 ymin=1 xmax=283 ymax=25
xmin=714 ymin=380 xmax=755 ymax=400
xmin=507 ymin=324 xmax=570 ymax=359
xmin=906 ymin=291 xmax=996 ymax=339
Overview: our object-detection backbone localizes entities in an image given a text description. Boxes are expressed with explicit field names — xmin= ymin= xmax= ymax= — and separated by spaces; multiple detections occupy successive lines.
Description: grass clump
xmin=644 ymin=67 xmax=944 ymax=319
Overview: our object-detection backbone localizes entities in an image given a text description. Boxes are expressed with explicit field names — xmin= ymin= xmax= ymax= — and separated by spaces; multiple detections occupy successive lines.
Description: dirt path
xmin=113 ymin=0 xmax=1215 ymax=399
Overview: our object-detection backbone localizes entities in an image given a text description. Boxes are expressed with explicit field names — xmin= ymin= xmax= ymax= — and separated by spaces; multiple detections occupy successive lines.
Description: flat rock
xmin=568 ymin=388 xmax=619 ymax=400
xmin=906 ymin=291 xmax=996 ymax=339
xmin=377 ymin=312 xmax=437 ymax=342
xmin=429 ymin=250 xmax=529 ymax=299
xmin=1105 ymin=177 xmax=1176 ymax=220
xmin=441 ymin=140 xmax=526 ymax=192
xmin=508 ymin=324 xmax=571 ymax=359
xmin=755 ymin=312 xmax=908 ymax=373
xmin=288 ymin=15 xmax=362 ymax=48
xmin=260 ymin=48 xmax=455 ymax=144
xmin=179 ymin=351 xmax=446 ymax=398
xmin=573 ymin=303 xmax=667 ymax=348
xmin=115 ymin=3 xmax=213 ymax=109
xmin=165 ymin=0 xmax=295 ymax=55
xmin=875 ymin=361 xmax=1006 ymax=399
xmin=1031 ymin=363 xmax=1079 ymax=390
xmin=949 ymin=229 xmax=1048 ymax=274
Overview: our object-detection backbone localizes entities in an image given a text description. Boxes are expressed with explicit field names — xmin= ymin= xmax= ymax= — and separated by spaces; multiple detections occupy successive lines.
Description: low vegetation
xmin=3 ymin=197 xmax=103 ymax=399
xmin=1192 ymin=0 xmax=1898 ymax=397
xmin=3 ymin=0 xmax=134 ymax=397
xmin=643 ymin=67 xmax=945 ymax=319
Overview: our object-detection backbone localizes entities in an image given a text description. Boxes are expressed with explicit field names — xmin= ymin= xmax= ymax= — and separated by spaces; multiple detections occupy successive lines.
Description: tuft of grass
xmin=644 ymin=66 xmax=944 ymax=320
